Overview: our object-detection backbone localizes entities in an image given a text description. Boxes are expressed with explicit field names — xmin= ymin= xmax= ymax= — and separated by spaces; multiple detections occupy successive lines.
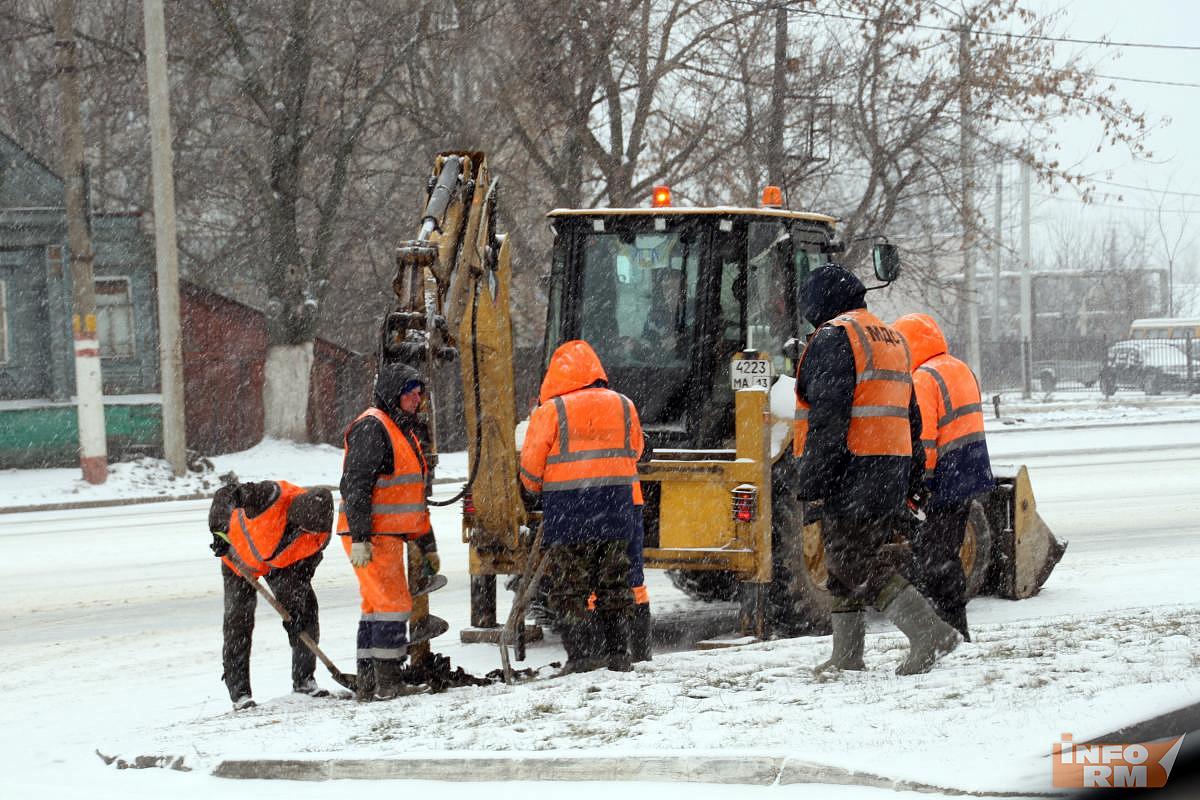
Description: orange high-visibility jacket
xmin=222 ymin=480 xmax=329 ymax=577
xmin=336 ymin=408 xmax=431 ymax=538
xmin=520 ymin=340 xmax=644 ymax=504
xmin=794 ymin=308 xmax=913 ymax=457
xmin=893 ymin=313 xmax=986 ymax=477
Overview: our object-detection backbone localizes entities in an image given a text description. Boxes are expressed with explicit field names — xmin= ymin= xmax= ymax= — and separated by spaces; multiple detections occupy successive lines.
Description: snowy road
xmin=1 ymin=420 xmax=1198 ymax=798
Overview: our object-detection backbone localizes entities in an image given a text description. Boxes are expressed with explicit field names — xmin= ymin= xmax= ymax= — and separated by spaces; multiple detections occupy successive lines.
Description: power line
xmin=1088 ymin=179 xmax=1200 ymax=199
xmin=1035 ymin=191 xmax=1197 ymax=214
xmin=728 ymin=1 xmax=1200 ymax=52
xmin=1095 ymin=73 xmax=1200 ymax=89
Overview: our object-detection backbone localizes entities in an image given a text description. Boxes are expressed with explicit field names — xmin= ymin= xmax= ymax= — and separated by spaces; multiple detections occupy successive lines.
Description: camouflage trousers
xmin=543 ymin=539 xmax=633 ymax=625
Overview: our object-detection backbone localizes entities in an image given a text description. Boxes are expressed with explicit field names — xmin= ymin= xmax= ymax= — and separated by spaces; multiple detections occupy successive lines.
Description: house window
xmin=95 ymin=277 xmax=135 ymax=358
xmin=0 ymin=280 xmax=8 ymax=363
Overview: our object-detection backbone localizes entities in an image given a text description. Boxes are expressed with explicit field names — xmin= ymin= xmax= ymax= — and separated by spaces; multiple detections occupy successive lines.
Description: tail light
xmin=731 ymin=484 xmax=757 ymax=522
xmin=462 ymin=490 xmax=476 ymax=515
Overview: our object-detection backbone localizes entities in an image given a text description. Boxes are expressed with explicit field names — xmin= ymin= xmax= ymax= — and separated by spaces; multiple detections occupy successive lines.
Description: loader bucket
xmin=985 ymin=464 xmax=1067 ymax=599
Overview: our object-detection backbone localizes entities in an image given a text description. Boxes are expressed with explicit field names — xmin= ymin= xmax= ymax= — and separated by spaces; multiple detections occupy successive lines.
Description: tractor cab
xmin=545 ymin=193 xmax=839 ymax=452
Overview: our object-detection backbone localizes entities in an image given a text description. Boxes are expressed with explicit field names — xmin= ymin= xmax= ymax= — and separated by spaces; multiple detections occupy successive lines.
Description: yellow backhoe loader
xmin=381 ymin=151 xmax=1066 ymax=649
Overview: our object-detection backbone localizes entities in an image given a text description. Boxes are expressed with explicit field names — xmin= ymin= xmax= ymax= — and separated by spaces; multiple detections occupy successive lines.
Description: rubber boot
xmin=558 ymin=620 xmax=604 ymax=676
xmin=880 ymin=584 xmax=962 ymax=675
xmin=945 ymin=604 xmax=971 ymax=643
xmin=600 ymin=610 xmax=632 ymax=672
xmin=373 ymin=658 xmax=408 ymax=700
xmin=354 ymin=658 xmax=376 ymax=702
xmin=629 ymin=604 xmax=653 ymax=663
xmin=813 ymin=611 xmax=866 ymax=675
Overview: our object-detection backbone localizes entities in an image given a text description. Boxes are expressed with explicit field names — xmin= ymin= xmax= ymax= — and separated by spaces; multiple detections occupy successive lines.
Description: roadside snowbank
xmin=0 ymin=438 xmax=468 ymax=509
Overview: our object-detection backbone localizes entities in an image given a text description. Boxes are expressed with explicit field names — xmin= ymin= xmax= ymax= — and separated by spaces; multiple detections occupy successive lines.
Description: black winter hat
xmin=374 ymin=360 xmax=425 ymax=414
xmin=800 ymin=264 xmax=867 ymax=327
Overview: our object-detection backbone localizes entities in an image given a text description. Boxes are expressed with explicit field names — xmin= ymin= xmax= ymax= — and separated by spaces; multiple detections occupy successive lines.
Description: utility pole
xmin=958 ymin=25 xmax=981 ymax=375
xmin=143 ymin=0 xmax=187 ymax=475
xmin=991 ymin=168 xmax=1003 ymax=341
xmin=1020 ymin=157 xmax=1033 ymax=399
xmin=54 ymin=0 xmax=107 ymax=484
xmin=767 ymin=2 xmax=788 ymax=189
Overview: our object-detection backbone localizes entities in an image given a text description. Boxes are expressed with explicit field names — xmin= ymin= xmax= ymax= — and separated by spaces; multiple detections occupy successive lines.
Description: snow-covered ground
xmin=1 ymin=410 xmax=1198 ymax=798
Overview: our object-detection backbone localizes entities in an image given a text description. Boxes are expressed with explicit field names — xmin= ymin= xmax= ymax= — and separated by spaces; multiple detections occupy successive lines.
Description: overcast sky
xmin=1006 ymin=0 xmax=1198 ymax=279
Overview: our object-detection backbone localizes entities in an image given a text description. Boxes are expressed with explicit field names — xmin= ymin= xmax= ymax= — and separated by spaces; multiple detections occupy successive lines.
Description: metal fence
xmin=980 ymin=336 xmax=1199 ymax=396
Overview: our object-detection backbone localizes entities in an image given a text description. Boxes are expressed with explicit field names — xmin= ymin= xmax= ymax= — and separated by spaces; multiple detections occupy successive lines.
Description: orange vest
xmin=221 ymin=480 xmax=329 ymax=577
xmin=794 ymin=309 xmax=913 ymax=457
xmin=336 ymin=408 xmax=431 ymax=537
xmin=913 ymin=355 xmax=986 ymax=477
xmin=521 ymin=388 xmax=644 ymax=504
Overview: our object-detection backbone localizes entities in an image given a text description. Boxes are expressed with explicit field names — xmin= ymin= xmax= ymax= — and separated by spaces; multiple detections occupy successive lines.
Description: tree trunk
xmin=262 ymin=342 xmax=314 ymax=441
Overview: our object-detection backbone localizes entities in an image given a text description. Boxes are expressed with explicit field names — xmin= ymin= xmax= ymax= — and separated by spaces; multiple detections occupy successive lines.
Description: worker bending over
xmin=209 ymin=480 xmax=333 ymax=710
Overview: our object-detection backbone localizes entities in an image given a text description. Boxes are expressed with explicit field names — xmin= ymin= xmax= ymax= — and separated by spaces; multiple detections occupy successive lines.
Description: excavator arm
xmin=383 ymin=152 xmax=526 ymax=556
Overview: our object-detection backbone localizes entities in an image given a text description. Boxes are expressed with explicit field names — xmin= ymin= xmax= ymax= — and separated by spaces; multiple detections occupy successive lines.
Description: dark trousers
xmin=821 ymin=512 xmax=903 ymax=607
xmin=910 ymin=502 xmax=970 ymax=626
xmin=544 ymin=539 xmax=632 ymax=657
xmin=221 ymin=552 xmax=322 ymax=701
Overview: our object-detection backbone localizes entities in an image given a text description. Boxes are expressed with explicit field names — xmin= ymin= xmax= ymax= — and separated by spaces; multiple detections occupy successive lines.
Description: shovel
xmin=229 ymin=561 xmax=358 ymax=692
xmin=499 ymin=523 xmax=549 ymax=684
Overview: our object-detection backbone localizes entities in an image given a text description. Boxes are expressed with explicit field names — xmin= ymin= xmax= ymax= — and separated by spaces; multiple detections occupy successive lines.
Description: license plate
xmin=731 ymin=358 xmax=772 ymax=390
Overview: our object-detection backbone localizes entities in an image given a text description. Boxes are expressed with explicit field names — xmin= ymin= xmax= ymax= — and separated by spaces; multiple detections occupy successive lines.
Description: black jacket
xmin=339 ymin=362 xmax=437 ymax=548
xmin=794 ymin=266 xmax=923 ymax=515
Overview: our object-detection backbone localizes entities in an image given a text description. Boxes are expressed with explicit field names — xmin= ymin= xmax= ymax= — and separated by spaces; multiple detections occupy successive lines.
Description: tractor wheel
xmin=767 ymin=490 xmax=832 ymax=636
xmin=666 ymin=568 xmax=740 ymax=603
xmin=961 ymin=499 xmax=994 ymax=599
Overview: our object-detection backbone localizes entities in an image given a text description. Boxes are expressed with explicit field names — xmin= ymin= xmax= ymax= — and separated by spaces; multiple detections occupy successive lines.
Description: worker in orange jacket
xmin=893 ymin=313 xmax=994 ymax=641
xmin=520 ymin=340 xmax=644 ymax=673
xmin=796 ymin=265 xmax=960 ymax=676
xmin=208 ymin=480 xmax=333 ymax=710
xmin=338 ymin=361 xmax=441 ymax=701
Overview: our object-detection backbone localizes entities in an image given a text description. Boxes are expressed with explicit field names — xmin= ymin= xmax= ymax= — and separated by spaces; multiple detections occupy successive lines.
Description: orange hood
xmin=893 ymin=313 xmax=948 ymax=368
xmin=539 ymin=340 xmax=609 ymax=403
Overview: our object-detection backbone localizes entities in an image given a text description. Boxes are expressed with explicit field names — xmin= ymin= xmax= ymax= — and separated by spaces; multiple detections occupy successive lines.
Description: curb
xmin=208 ymin=754 xmax=1055 ymax=795
xmin=0 ymin=477 xmax=467 ymax=515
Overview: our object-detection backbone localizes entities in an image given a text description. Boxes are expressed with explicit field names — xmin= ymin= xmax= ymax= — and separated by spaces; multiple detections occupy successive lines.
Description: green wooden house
xmin=0 ymin=130 xmax=162 ymax=467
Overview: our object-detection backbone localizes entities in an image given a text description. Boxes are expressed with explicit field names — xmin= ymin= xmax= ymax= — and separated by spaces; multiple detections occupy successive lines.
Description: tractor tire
xmin=961 ymin=499 xmax=994 ymax=599
xmin=666 ymin=568 xmax=740 ymax=603
xmin=765 ymin=490 xmax=832 ymax=636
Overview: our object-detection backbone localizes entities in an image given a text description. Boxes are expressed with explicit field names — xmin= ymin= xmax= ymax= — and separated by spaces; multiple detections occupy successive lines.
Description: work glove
xmin=906 ymin=485 xmax=930 ymax=513
xmin=209 ymin=531 xmax=230 ymax=557
xmin=349 ymin=540 xmax=373 ymax=567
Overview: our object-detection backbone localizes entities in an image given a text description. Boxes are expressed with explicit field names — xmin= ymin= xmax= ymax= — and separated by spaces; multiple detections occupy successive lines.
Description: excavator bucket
xmin=984 ymin=464 xmax=1067 ymax=599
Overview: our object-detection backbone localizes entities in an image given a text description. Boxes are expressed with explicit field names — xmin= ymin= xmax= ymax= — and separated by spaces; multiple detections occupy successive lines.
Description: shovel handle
xmin=229 ymin=561 xmax=356 ymax=691
xmin=500 ymin=523 xmax=547 ymax=683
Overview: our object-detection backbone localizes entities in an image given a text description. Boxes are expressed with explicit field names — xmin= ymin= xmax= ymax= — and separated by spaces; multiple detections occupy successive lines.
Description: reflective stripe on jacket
xmin=794 ymin=309 xmax=913 ymax=457
xmin=336 ymin=408 xmax=430 ymax=538
xmin=913 ymin=357 xmax=987 ymax=478
xmin=221 ymin=480 xmax=329 ymax=577
xmin=522 ymin=389 xmax=644 ymax=503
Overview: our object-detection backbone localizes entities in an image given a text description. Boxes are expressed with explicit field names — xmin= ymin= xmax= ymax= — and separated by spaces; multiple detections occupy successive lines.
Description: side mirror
xmin=872 ymin=243 xmax=901 ymax=283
